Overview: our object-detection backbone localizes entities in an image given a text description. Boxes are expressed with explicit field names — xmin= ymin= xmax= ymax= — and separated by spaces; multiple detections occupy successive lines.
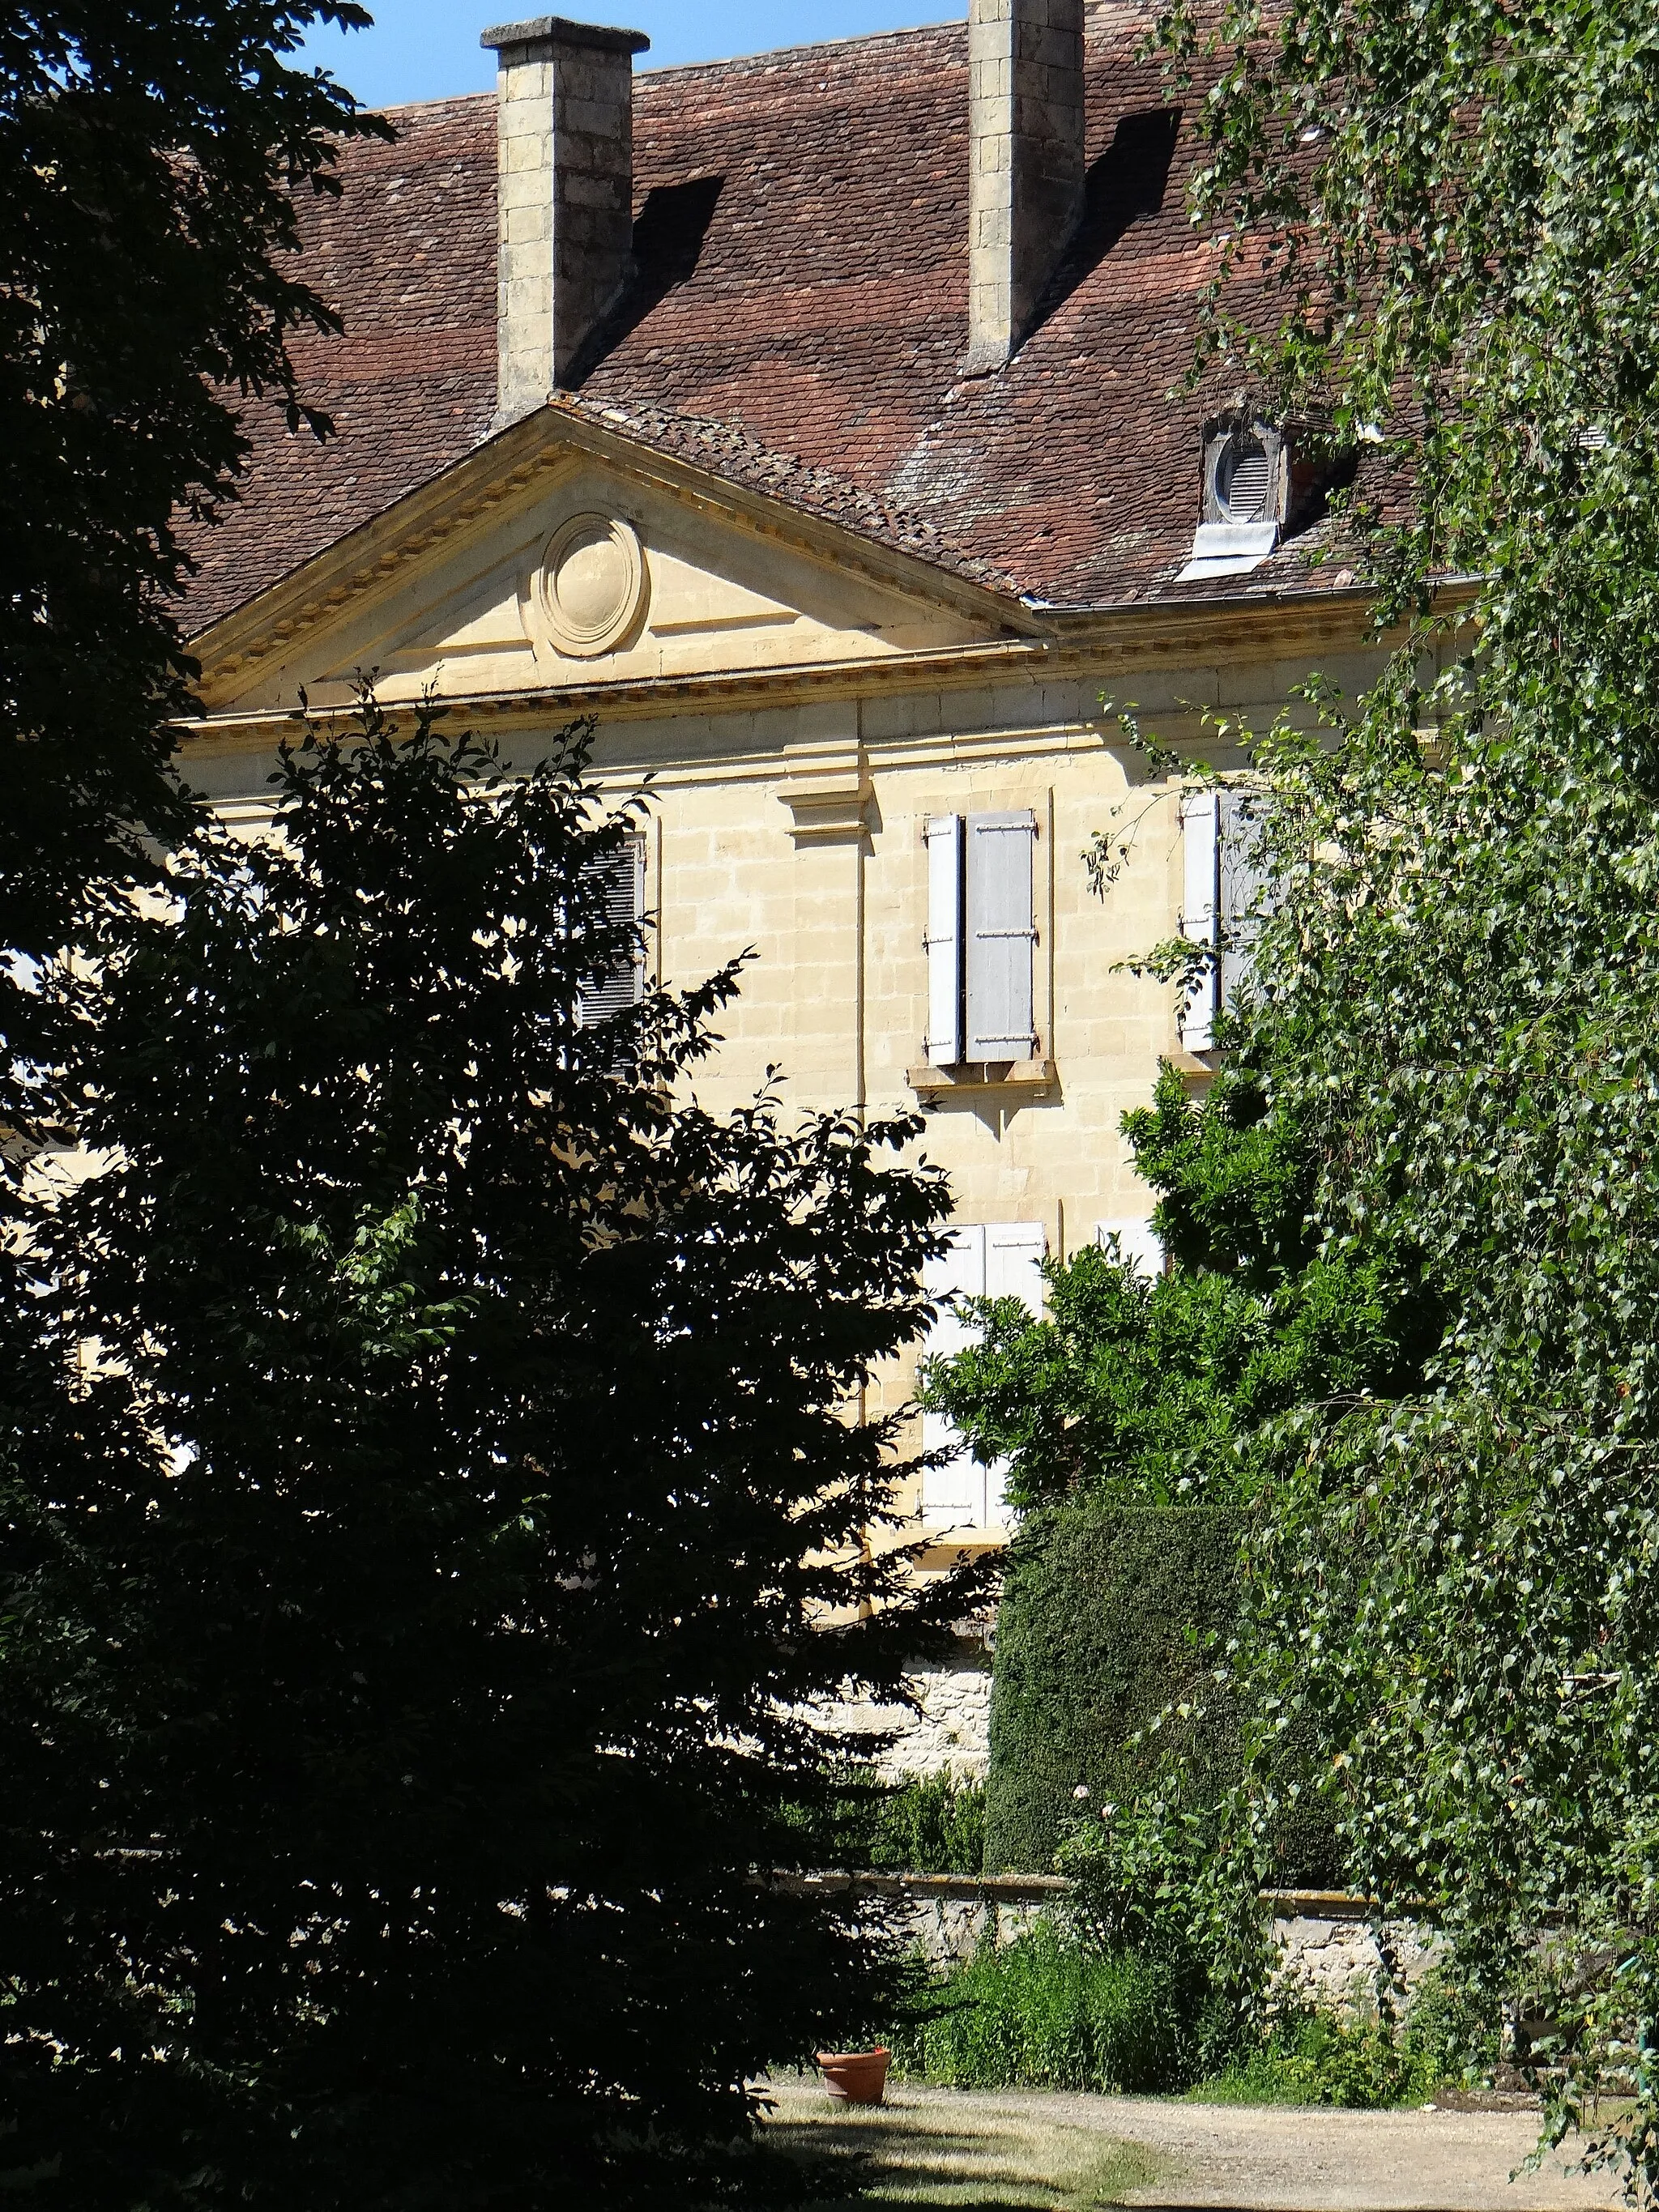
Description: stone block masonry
xmin=819 ymin=1658 xmax=994 ymax=1782
xmin=966 ymin=0 xmax=1086 ymax=370
xmin=483 ymin=16 xmax=650 ymax=419
xmin=774 ymin=1872 xmax=1442 ymax=2009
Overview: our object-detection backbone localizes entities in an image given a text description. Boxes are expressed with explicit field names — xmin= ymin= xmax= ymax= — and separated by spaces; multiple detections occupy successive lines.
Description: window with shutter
xmin=924 ymin=814 xmax=963 ymax=1068
xmin=920 ymin=1227 xmax=983 ymax=1523
xmin=919 ymin=1219 xmax=1046 ymax=1531
xmin=577 ymin=840 xmax=645 ymax=1027
xmin=964 ymin=810 xmax=1037 ymax=1060
xmin=1179 ymin=789 xmax=1219 ymax=1051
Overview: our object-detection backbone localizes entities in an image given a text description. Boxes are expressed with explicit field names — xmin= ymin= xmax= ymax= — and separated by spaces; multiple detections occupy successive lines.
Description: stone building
xmin=177 ymin=3 xmax=1407 ymax=1770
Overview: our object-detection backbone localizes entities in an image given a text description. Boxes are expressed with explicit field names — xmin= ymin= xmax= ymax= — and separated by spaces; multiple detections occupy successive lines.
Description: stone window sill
xmin=906 ymin=1059 xmax=1057 ymax=1098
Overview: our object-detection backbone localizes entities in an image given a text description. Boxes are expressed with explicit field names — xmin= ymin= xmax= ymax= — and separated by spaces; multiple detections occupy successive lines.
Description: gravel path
xmin=900 ymin=2085 xmax=1626 ymax=2210
xmin=766 ymin=2079 xmax=1628 ymax=2210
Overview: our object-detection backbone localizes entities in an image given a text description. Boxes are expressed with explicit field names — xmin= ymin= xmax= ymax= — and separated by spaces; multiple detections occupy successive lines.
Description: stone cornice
xmin=178 ymin=584 xmax=1433 ymax=757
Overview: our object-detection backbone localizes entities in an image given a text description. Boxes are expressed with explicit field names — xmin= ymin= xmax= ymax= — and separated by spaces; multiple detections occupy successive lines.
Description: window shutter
xmin=1095 ymin=1217 xmax=1165 ymax=1276
xmin=920 ymin=1221 xmax=1046 ymax=1531
xmin=984 ymin=1220 xmax=1047 ymax=1308
xmin=964 ymin=810 xmax=1036 ymax=1060
xmin=979 ymin=1221 xmax=1047 ymax=1523
xmin=920 ymin=1225 xmax=984 ymax=1520
xmin=1218 ymin=786 xmax=1269 ymax=1016
xmin=924 ymin=814 xmax=964 ymax=1067
xmin=1179 ymin=789 xmax=1219 ymax=1051
xmin=577 ymin=840 xmax=644 ymax=1026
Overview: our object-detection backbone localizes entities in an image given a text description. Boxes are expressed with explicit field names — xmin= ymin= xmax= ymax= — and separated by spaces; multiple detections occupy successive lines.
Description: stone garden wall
xmin=774 ymin=1871 xmax=1438 ymax=2017
xmin=816 ymin=1655 xmax=993 ymax=1782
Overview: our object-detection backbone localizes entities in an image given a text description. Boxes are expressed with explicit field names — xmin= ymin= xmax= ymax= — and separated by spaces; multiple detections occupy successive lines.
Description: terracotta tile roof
xmin=178 ymin=6 xmax=1353 ymax=638
xmin=554 ymin=393 xmax=1021 ymax=595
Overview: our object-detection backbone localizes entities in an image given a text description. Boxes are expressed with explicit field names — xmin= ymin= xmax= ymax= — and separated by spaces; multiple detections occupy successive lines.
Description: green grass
xmin=763 ymin=2080 xmax=1166 ymax=2210
xmin=889 ymin=1924 xmax=1195 ymax=2095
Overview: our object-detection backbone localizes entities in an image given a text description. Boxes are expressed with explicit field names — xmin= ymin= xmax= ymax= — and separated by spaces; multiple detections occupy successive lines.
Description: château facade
xmin=177 ymin=4 xmax=1410 ymax=1710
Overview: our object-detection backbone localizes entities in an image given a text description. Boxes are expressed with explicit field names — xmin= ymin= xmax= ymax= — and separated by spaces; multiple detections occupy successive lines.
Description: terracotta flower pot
xmin=815 ymin=2046 xmax=891 ymax=2104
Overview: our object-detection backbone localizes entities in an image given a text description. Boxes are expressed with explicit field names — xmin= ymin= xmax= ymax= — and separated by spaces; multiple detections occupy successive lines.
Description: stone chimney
xmin=965 ymin=0 xmax=1086 ymax=373
xmin=480 ymin=15 xmax=650 ymax=424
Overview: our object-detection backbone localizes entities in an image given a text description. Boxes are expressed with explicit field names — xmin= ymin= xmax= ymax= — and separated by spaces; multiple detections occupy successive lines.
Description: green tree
xmin=1020 ymin=0 xmax=1659 ymax=2176
xmin=0 ymin=2 xmax=382 ymax=1068
xmin=920 ymin=1058 xmax=1421 ymax=1883
xmin=0 ymin=700 xmax=977 ymax=2209
xmin=921 ymin=1062 xmax=1420 ymax=1517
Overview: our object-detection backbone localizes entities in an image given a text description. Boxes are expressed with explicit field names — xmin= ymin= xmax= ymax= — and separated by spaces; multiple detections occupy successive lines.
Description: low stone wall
xmin=778 ymin=1872 xmax=1066 ymax=1967
xmin=1263 ymin=1889 xmax=1440 ymax=2018
xmin=774 ymin=1873 xmax=1438 ymax=2014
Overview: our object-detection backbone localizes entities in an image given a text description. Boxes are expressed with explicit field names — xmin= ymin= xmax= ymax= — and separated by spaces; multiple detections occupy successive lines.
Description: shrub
xmin=890 ymin=1920 xmax=1198 ymax=2094
xmin=1194 ymin=1971 xmax=1499 ymax=2109
xmin=780 ymin=1769 xmax=986 ymax=1875
xmin=984 ymin=1501 xmax=1243 ymax=1875
xmin=863 ymin=1772 xmax=987 ymax=1875
xmin=1197 ymin=2010 xmax=1432 ymax=2108
xmin=986 ymin=1498 xmax=1341 ymax=1884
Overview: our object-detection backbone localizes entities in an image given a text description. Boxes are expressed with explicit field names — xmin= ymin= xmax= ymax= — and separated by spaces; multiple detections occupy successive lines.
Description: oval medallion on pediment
xmin=534 ymin=512 xmax=647 ymax=658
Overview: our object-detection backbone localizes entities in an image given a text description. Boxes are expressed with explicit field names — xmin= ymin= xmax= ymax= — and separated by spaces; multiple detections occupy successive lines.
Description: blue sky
xmin=300 ymin=3 xmax=962 ymax=109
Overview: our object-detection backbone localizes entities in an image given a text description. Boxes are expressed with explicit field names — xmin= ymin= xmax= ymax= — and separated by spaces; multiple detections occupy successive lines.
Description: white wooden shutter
xmin=984 ymin=1220 xmax=1047 ymax=1306
xmin=980 ymin=1221 xmax=1047 ymax=1523
xmin=1179 ymin=789 xmax=1219 ymax=1051
xmin=965 ymin=810 xmax=1037 ymax=1060
xmin=920 ymin=1225 xmax=984 ymax=1522
xmin=578 ymin=840 xmax=645 ymax=1026
xmin=924 ymin=813 xmax=964 ymax=1067
xmin=1219 ymin=786 xmax=1269 ymax=1016
xmin=920 ymin=1221 xmax=1046 ymax=1531
xmin=1095 ymin=1217 xmax=1165 ymax=1276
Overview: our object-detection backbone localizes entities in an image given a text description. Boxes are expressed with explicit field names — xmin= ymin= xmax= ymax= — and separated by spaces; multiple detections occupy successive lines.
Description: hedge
xmin=986 ymin=1502 xmax=1341 ymax=1884
xmin=985 ymin=1500 xmax=1243 ymax=1874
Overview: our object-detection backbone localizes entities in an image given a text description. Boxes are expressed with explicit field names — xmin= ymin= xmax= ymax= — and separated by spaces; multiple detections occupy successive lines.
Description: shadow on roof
xmin=571 ymin=174 xmax=727 ymax=386
xmin=1023 ymin=106 xmax=1183 ymax=354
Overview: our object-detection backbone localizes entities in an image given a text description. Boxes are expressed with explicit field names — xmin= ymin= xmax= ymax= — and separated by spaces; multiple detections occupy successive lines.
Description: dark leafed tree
xmin=0 ymin=2 xmax=383 ymax=1068
xmin=0 ymin=697 xmax=976 ymax=2209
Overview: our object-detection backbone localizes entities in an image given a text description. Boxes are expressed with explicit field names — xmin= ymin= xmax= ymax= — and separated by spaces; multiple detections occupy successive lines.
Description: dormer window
xmin=1180 ymin=415 xmax=1354 ymax=582
xmin=1210 ymin=426 xmax=1277 ymax=523
xmin=1176 ymin=418 xmax=1288 ymax=581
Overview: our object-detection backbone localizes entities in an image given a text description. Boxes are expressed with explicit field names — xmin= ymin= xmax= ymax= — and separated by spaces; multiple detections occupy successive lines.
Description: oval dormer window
xmin=1214 ymin=432 xmax=1273 ymax=522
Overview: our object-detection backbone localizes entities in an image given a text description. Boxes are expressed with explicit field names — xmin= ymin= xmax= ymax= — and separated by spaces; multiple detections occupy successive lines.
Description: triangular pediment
xmin=194 ymin=413 xmax=1015 ymax=720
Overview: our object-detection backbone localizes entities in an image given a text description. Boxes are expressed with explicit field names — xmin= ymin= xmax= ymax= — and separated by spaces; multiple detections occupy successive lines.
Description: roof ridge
xmin=635 ymin=16 xmax=964 ymax=81
xmin=364 ymin=88 xmax=494 ymax=121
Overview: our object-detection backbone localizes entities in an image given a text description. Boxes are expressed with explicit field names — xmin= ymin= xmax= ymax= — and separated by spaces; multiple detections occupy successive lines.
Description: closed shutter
xmin=984 ymin=1220 xmax=1047 ymax=1306
xmin=919 ymin=1220 xmax=1046 ymax=1530
xmin=920 ymin=1226 xmax=983 ymax=1521
xmin=1095 ymin=1217 xmax=1165 ymax=1276
xmin=964 ymin=810 xmax=1037 ymax=1059
xmin=979 ymin=1219 xmax=1047 ymax=1528
xmin=577 ymin=840 xmax=644 ymax=1026
xmin=1218 ymin=785 xmax=1269 ymax=1016
xmin=1179 ymin=789 xmax=1219 ymax=1051
xmin=924 ymin=814 xmax=964 ymax=1068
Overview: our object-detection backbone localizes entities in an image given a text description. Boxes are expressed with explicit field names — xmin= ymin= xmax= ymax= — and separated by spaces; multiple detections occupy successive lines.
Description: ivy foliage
xmin=0 ymin=700 xmax=981 ymax=2210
